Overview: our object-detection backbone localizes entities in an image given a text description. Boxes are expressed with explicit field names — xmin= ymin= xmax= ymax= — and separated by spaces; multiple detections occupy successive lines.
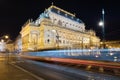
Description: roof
xmin=48 ymin=5 xmax=84 ymax=23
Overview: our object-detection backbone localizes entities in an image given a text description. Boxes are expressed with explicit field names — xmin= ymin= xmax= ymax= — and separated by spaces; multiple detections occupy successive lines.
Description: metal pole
xmin=102 ymin=9 xmax=105 ymax=48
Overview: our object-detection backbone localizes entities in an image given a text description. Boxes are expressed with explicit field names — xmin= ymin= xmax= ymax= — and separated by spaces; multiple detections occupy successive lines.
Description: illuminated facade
xmin=0 ymin=42 xmax=6 ymax=52
xmin=103 ymin=41 xmax=120 ymax=48
xmin=20 ymin=5 xmax=100 ymax=51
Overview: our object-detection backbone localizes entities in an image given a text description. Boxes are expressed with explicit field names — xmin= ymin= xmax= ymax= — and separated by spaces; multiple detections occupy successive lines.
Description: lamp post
xmin=0 ymin=35 xmax=10 ymax=62
xmin=0 ymin=35 xmax=9 ymax=40
xmin=99 ymin=9 xmax=105 ymax=48
xmin=0 ymin=35 xmax=9 ymax=51
xmin=4 ymin=35 xmax=10 ymax=52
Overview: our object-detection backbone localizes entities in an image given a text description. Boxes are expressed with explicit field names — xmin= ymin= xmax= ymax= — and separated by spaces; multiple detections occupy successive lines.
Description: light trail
xmin=20 ymin=55 xmax=120 ymax=69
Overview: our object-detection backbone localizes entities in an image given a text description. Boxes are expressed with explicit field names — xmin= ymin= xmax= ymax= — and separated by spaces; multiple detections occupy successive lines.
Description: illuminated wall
xmin=20 ymin=5 xmax=100 ymax=51
xmin=20 ymin=20 xmax=40 ymax=51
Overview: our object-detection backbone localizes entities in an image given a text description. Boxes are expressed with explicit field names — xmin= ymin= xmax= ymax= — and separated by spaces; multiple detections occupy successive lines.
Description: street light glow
xmin=99 ymin=21 xmax=104 ymax=26
xmin=102 ymin=9 xmax=105 ymax=14
xmin=5 ymin=35 xmax=9 ymax=39
xmin=1 ymin=39 xmax=4 ymax=42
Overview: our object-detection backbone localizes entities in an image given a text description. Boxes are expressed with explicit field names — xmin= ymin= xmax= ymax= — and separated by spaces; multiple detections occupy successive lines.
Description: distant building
xmin=0 ymin=38 xmax=14 ymax=53
xmin=20 ymin=5 xmax=100 ymax=51
xmin=103 ymin=40 xmax=120 ymax=48
xmin=0 ymin=42 xmax=6 ymax=52
xmin=14 ymin=35 xmax=22 ymax=53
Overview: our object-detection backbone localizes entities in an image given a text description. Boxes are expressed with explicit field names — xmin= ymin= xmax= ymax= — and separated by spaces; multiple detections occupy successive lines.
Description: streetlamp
xmin=1 ymin=39 xmax=4 ymax=42
xmin=0 ymin=35 xmax=9 ymax=40
xmin=5 ymin=35 xmax=9 ymax=39
xmin=52 ymin=30 xmax=59 ymax=49
xmin=99 ymin=9 xmax=105 ymax=48
xmin=0 ymin=35 xmax=10 ymax=51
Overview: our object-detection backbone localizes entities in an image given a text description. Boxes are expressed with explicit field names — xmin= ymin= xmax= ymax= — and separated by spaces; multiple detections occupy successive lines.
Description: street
xmin=0 ymin=52 xmax=120 ymax=80
xmin=0 ymin=53 xmax=41 ymax=80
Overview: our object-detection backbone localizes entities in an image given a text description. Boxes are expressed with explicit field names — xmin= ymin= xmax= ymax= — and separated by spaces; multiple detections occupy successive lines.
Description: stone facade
xmin=20 ymin=5 xmax=100 ymax=51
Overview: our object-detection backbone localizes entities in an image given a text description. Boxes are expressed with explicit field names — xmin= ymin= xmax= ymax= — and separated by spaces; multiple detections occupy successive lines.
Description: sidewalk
xmin=0 ymin=53 xmax=39 ymax=80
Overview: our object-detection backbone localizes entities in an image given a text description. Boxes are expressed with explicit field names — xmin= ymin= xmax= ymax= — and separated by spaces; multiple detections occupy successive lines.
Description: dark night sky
xmin=0 ymin=0 xmax=120 ymax=41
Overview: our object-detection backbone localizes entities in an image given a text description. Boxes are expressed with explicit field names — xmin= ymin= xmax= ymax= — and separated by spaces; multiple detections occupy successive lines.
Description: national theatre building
xmin=20 ymin=5 xmax=100 ymax=51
